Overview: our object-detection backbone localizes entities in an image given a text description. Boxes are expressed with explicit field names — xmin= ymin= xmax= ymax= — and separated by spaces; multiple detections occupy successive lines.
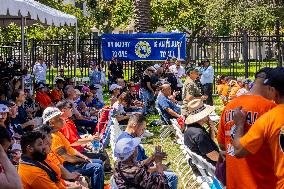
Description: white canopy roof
xmin=0 ymin=0 xmax=77 ymax=27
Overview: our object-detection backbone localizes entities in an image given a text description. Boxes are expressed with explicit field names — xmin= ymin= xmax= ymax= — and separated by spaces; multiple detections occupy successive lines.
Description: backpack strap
xmin=20 ymin=156 xmax=59 ymax=183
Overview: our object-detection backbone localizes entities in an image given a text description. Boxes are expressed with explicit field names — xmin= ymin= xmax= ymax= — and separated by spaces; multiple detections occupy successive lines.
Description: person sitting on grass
xmin=113 ymin=138 xmax=170 ymax=189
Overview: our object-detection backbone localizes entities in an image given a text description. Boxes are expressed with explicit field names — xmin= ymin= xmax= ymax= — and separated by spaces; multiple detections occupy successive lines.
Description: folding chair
xmin=156 ymin=106 xmax=174 ymax=139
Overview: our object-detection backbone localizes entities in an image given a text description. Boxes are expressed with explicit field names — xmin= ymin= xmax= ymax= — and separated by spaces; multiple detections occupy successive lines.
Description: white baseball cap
xmin=114 ymin=137 xmax=141 ymax=161
xmin=0 ymin=104 xmax=9 ymax=113
xmin=42 ymin=107 xmax=62 ymax=124
xmin=109 ymin=84 xmax=121 ymax=91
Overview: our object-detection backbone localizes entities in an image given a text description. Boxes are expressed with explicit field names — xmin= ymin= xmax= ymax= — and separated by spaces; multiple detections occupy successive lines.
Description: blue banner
xmin=102 ymin=33 xmax=186 ymax=61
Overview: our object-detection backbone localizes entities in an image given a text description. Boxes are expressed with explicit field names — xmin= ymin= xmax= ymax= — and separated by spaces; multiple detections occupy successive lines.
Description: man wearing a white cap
xmin=113 ymin=137 xmax=170 ymax=189
xmin=42 ymin=107 xmax=105 ymax=189
xmin=184 ymin=99 xmax=219 ymax=165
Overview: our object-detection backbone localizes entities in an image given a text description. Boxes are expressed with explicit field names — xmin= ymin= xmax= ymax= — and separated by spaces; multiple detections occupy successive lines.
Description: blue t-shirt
xmin=116 ymin=131 xmax=148 ymax=161
xmin=157 ymin=94 xmax=180 ymax=123
xmin=89 ymin=70 xmax=101 ymax=85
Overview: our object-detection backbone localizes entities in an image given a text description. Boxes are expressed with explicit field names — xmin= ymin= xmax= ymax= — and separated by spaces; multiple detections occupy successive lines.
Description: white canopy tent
xmin=0 ymin=0 xmax=78 ymax=86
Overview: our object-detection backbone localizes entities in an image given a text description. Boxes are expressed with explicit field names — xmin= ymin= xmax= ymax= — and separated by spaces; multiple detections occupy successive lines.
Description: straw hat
xmin=185 ymin=99 xmax=215 ymax=124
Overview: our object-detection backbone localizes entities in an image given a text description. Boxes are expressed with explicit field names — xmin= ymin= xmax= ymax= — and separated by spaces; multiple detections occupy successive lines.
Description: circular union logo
xmin=135 ymin=41 xmax=151 ymax=58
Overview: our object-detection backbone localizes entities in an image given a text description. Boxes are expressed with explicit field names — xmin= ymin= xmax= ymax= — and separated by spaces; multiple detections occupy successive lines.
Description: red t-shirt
xmin=218 ymin=95 xmax=277 ymax=189
xmin=59 ymin=119 xmax=84 ymax=152
xmin=35 ymin=91 xmax=52 ymax=109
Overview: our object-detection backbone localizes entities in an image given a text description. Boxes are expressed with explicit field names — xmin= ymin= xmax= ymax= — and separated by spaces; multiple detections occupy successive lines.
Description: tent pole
xmin=21 ymin=16 xmax=25 ymax=90
xmin=74 ymin=22 xmax=78 ymax=85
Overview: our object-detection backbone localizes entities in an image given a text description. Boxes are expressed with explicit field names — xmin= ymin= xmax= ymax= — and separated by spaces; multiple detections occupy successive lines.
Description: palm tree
xmin=133 ymin=0 xmax=152 ymax=33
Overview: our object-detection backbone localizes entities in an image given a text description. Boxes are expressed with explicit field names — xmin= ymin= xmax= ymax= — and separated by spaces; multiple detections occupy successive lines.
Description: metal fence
xmin=0 ymin=33 xmax=283 ymax=86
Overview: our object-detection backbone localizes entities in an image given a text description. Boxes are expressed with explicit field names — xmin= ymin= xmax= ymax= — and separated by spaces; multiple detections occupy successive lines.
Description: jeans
xmin=164 ymin=171 xmax=178 ymax=189
xmin=202 ymin=83 xmax=213 ymax=106
xmin=94 ymin=84 xmax=104 ymax=104
xmin=63 ymin=159 xmax=104 ymax=189
xmin=139 ymin=88 xmax=154 ymax=114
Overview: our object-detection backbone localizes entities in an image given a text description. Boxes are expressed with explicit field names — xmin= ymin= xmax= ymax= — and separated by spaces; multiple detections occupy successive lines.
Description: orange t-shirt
xmin=45 ymin=156 xmax=66 ymax=186
xmin=218 ymin=95 xmax=277 ymax=189
xmin=220 ymin=84 xmax=230 ymax=105
xmin=35 ymin=91 xmax=52 ymax=108
xmin=50 ymin=89 xmax=63 ymax=103
xmin=240 ymin=104 xmax=284 ymax=189
xmin=217 ymin=84 xmax=225 ymax=96
xmin=18 ymin=162 xmax=65 ymax=189
xmin=51 ymin=131 xmax=76 ymax=163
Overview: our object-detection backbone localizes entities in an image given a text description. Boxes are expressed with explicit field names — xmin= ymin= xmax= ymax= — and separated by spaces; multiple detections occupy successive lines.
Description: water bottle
xmin=93 ymin=132 xmax=101 ymax=153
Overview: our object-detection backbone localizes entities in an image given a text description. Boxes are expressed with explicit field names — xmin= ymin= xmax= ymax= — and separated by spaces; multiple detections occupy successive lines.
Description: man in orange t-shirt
xmin=218 ymin=67 xmax=277 ymax=189
xmin=42 ymin=107 xmax=104 ymax=189
xmin=233 ymin=67 xmax=284 ymax=189
xmin=18 ymin=131 xmax=65 ymax=189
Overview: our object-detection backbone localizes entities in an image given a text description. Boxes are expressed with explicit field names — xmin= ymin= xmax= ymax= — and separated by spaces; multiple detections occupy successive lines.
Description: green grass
xmin=45 ymin=61 xmax=277 ymax=85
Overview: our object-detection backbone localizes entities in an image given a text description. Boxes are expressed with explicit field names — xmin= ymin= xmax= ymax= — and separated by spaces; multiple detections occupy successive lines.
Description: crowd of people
xmin=0 ymin=53 xmax=284 ymax=189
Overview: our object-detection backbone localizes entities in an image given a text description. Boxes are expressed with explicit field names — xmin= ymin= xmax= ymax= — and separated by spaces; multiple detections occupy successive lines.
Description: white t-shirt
xmin=169 ymin=65 xmax=185 ymax=87
xmin=33 ymin=62 xmax=47 ymax=82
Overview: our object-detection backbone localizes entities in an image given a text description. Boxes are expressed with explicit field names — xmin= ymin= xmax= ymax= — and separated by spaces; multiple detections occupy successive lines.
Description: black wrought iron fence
xmin=0 ymin=33 xmax=283 ymax=89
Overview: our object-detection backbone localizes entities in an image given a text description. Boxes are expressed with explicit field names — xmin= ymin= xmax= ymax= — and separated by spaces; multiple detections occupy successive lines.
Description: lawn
xmin=104 ymin=95 xmax=224 ymax=189
xmin=45 ymin=61 xmax=277 ymax=86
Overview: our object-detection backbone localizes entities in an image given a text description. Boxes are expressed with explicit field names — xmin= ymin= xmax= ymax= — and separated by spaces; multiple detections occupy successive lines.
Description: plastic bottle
xmin=93 ymin=132 xmax=100 ymax=153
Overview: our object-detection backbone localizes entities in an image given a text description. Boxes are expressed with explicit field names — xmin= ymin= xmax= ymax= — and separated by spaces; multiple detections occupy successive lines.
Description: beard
xmin=32 ymin=151 xmax=47 ymax=162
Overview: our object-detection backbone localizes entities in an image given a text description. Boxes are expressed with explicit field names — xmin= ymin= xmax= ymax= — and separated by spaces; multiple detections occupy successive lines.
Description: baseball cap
xmin=42 ymin=107 xmax=62 ymax=124
xmin=89 ymin=85 xmax=99 ymax=90
xmin=0 ymin=104 xmax=9 ymax=113
xmin=55 ymin=77 xmax=65 ymax=83
xmin=109 ymin=84 xmax=121 ymax=91
xmin=36 ymin=82 xmax=46 ymax=90
xmin=114 ymin=137 xmax=141 ymax=161
xmin=264 ymin=67 xmax=284 ymax=95
xmin=255 ymin=67 xmax=272 ymax=79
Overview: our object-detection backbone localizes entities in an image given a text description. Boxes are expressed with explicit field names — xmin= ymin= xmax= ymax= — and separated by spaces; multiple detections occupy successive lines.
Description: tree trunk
xmin=134 ymin=0 xmax=152 ymax=33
